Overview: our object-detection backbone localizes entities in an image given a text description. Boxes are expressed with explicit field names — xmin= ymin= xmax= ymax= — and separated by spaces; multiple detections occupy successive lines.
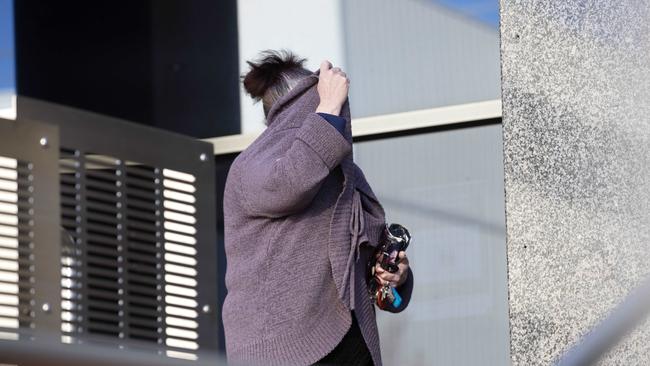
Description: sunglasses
xmin=367 ymin=223 xmax=412 ymax=310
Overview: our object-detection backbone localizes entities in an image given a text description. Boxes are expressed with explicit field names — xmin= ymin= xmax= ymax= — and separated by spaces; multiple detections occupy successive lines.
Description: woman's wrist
xmin=316 ymin=103 xmax=342 ymax=116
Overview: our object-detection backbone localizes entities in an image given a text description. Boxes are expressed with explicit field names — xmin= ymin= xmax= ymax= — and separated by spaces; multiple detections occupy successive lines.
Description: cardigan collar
xmin=265 ymin=71 xmax=320 ymax=126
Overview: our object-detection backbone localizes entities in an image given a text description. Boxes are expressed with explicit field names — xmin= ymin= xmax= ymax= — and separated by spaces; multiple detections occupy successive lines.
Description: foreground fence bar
xmin=556 ymin=275 xmax=650 ymax=366
xmin=0 ymin=337 xmax=228 ymax=366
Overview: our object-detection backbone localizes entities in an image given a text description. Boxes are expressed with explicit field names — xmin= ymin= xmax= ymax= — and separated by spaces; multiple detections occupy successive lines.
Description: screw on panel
xmin=39 ymin=137 xmax=48 ymax=147
xmin=202 ymin=304 xmax=211 ymax=314
xmin=41 ymin=303 xmax=51 ymax=313
xmin=200 ymin=153 xmax=208 ymax=162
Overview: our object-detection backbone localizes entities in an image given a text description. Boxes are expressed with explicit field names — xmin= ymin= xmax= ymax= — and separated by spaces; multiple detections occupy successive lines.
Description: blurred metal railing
xmin=0 ymin=336 xmax=228 ymax=366
xmin=556 ymin=275 xmax=650 ymax=366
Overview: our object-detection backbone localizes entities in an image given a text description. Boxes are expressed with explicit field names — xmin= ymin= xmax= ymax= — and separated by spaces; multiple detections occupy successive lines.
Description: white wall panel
xmin=237 ymin=0 xmax=346 ymax=133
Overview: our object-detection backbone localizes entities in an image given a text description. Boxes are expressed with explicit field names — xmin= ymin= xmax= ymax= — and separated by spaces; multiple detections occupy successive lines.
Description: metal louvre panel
xmin=59 ymin=152 xmax=165 ymax=346
xmin=0 ymin=118 xmax=62 ymax=343
xmin=59 ymin=148 xmax=85 ymax=342
xmin=0 ymin=158 xmax=33 ymax=340
xmin=160 ymin=168 xmax=200 ymax=360
xmin=17 ymin=97 xmax=218 ymax=361
xmin=124 ymin=163 xmax=163 ymax=346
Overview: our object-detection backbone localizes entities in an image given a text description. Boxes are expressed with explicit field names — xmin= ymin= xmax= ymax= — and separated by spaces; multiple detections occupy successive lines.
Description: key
xmin=385 ymin=285 xmax=395 ymax=303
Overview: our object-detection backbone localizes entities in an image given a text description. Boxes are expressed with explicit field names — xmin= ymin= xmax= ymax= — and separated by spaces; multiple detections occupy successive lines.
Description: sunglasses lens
xmin=388 ymin=223 xmax=410 ymax=243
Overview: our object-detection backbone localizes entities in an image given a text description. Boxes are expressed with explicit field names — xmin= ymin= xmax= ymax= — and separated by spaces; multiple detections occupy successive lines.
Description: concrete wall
xmin=500 ymin=1 xmax=650 ymax=364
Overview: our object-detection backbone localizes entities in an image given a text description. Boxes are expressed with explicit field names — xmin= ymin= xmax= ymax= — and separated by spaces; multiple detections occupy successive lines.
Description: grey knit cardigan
xmin=222 ymin=72 xmax=414 ymax=366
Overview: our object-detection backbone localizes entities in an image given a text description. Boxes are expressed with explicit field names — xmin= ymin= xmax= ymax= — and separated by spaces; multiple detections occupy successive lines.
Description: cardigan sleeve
xmin=238 ymin=112 xmax=351 ymax=218
xmin=316 ymin=113 xmax=346 ymax=136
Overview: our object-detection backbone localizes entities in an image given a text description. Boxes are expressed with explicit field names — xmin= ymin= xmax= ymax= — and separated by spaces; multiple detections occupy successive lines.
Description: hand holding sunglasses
xmin=367 ymin=223 xmax=412 ymax=310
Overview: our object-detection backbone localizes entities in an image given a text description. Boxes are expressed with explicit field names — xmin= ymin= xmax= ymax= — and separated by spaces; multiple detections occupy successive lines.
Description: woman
xmin=222 ymin=50 xmax=414 ymax=366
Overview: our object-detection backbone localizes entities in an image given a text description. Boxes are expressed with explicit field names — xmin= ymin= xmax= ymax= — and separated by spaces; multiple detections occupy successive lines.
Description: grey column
xmin=499 ymin=1 xmax=650 ymax=365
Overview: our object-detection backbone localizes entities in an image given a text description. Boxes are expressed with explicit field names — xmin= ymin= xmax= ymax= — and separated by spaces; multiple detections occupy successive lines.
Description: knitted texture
xmin=222 ymin=73 xmax=414 ymax=366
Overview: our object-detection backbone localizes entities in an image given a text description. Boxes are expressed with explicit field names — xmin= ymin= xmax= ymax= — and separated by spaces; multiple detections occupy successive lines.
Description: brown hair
xmin=242 ymin=50 xmax=312 ymax=118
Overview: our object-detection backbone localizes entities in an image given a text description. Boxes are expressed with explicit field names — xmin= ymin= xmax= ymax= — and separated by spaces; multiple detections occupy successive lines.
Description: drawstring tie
xmin=339 ymin=189 xmax=368 ymax=309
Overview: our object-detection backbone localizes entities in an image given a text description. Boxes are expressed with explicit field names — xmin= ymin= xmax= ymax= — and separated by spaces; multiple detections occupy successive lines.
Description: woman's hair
xmin=242 ymin=50 xmax=312 ymax=118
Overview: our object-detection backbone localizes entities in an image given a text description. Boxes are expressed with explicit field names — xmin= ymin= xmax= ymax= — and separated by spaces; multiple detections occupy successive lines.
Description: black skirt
xmin=313 ymin=312 xmax=373 ymax=366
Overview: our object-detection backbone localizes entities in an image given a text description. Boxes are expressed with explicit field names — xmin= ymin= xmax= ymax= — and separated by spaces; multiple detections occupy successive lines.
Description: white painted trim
xmin=204 ymin=99 xmax=502 ymax=156
xmin=0 ymin=95 xmax=17 ymax=121
xmin=205 ymin=133 xmax=261 ymax=156
xmin=351 ymin=99 xmax=502 ymax=137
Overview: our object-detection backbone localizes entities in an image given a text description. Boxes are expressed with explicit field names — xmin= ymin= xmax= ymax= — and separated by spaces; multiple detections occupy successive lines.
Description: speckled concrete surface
xmin=499 ymin=1 xmax=650 ymax=365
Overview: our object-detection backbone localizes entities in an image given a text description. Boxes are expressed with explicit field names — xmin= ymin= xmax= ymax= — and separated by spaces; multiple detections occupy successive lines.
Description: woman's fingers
xmin=320 ymin=60 xmax=332 ymax=72
xmin=398 ymin=251 xmax=409 ymax=265
xmin=375 ymin=274 xmax=391 ymax=286
xmin=376 ymin=276 xmax=389 ymax=286
xmin=375 ymin=268 xmax=400 ymax=283
xmin=375 ymin=251 xmax=410 ymax=287
xmin=330 ymin=67 xmax=347 ymax=78
xmin=375 ymin=274 xmax=399 ymax=287
xmin=316 ymin=60 xmax=349 ymax=115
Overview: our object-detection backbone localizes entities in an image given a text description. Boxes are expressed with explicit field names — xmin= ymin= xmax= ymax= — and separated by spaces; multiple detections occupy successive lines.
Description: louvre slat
xmin=84 ymin=156 xmax=118 ymax=169
xmin=86 ymin=289 xmax=119 ymax=301
xmin=126 ymin=285 xmax=159 ymax=298
xmin=85 ymin=180 xmax=119 ymax=194
xmin=128 ymin=327 xmax=160 ymax=340
xmin=125 ymin=189 xmax=157 ymax=203
xmin=125 ymin=167 xmax=156 ymax=180
xmin=124 ymin=176 xmax=156 ymax=191
xmin=86 ymin=224 xmax=118 ymax=237
xmin=60 ymin=174 xmax=77 ymax=185
xmin=125 ymin=198 xmax=156 ymax=212
xmin=124 ymin=210 xmax=157 ymax=223
xmin=82 ymin=276 xmax=118 ymax=289
xmin=86 ymin=236 xmax=120 ymax=249
xmin=86 ymin=260 xmax=119 ymax=273
xmin=86 ymin=190 xmax=120 ymax=206
xmin=86 ymin=267 xmax=120 ymax=280
xmin=86 ymin=169 xmax=120 ymax=183
xmin=87 ymin=325 xmax=120 ymax=336
xmin=86 ymin=200 xmax=119 ymax=214
xmin=126 ymin=232 xmax=157 ymax=246
xmin=86 ymin=212 xmax=119 ymax=226
xmin=86 ymin=297 xmax=120 ymax=311
xmin=124 ymin=221 xmax=156 ymax=235
xmin=128 ymin=300 xmax=159 ymax=312
xmin=86 ymin=245 xmax=120 ymax=258
xmin=125 ymin=251 xmax=157 ymax=264
xmin=126 ymin=272 xmax=158 ymax=285
xmin=126 ymin=241 xmax=157 ymax=255
xmin=128 ymin=266 xmax=158 ymax=277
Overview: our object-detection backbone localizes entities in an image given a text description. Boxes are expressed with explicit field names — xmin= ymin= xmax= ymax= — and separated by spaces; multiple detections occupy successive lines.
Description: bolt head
xmin=39 ymin=137 xmax=48 ymax=147
xmin=200 ymin=153 xmax=208 ymax=161
xmin=41 ymin=302 xmax=51 ymax=313
xmin=202 ymin=304 xmax=211 ymax=314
